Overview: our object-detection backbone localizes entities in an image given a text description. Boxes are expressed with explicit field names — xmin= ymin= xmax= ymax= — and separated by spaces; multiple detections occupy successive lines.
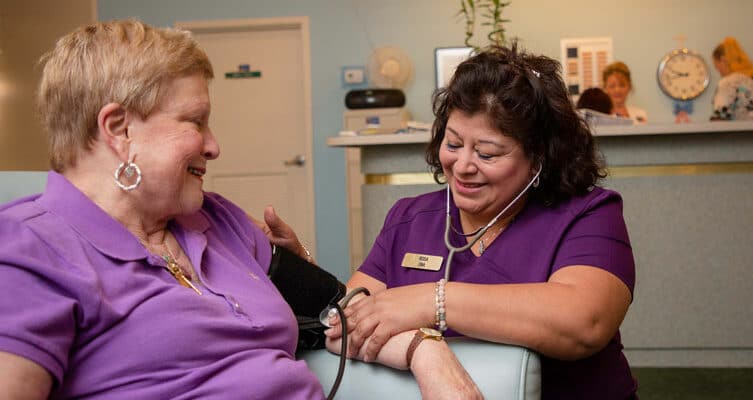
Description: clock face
xmin=657 ymin=49 xmax=710 ymax=100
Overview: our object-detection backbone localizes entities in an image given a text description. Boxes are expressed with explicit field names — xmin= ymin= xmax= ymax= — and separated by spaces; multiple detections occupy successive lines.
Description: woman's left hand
xmin=248 ymin=205 xmax=313 ymax=263
xmin=330 ymin=283 xmax=436 ymax=361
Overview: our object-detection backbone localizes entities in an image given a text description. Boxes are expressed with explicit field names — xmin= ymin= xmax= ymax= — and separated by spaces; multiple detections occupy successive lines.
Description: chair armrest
xmin=298 ymin=338 xmax=541 ymax=399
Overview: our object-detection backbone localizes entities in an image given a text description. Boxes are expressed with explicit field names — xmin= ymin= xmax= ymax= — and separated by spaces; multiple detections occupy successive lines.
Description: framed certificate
xmin=434 ymin=47 xmax=474 ymax=89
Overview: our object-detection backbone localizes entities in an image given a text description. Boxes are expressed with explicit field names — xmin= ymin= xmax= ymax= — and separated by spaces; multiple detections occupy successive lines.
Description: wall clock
xmin=657 ymin=48 xmax=710 ymax=101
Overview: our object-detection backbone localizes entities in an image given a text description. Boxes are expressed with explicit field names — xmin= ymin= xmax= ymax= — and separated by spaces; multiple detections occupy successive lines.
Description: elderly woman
xmin=0 ymin=20 xmax=323 ymax=399
xmin=710 ymin=37 xmax=753 ymax=120
xmin=326 ymin=44 xmax=637 ymax=399
xmin=602 ymin=61 xmax=647 ymax=123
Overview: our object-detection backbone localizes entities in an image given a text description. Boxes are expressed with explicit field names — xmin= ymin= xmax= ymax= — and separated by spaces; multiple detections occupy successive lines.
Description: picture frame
xmin=434 ymin=47 xmax=474 ymax=89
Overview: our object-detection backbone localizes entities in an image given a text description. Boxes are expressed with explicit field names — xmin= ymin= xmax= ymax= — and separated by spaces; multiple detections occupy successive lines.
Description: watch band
xmin=405 ymin=327 xmax=443 ymax=368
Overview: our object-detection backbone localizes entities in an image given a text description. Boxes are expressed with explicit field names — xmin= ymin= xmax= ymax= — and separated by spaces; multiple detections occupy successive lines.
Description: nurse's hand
xmin=332 ymin=283 xmax=436 ymax=360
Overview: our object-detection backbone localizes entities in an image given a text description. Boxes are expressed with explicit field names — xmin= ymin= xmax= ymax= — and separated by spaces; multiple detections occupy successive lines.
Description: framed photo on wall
xmin=435 ymin=47 xmax=474 ymax=89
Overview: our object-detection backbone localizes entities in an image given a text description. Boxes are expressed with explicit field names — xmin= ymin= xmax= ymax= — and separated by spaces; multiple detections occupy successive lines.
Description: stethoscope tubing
xmin=442 ymin=164 xmax=542 ymax=281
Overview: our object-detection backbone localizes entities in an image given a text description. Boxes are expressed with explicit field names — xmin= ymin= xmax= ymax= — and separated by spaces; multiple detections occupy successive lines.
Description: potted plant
xmin=457 ymin=0 xmax=511 ymax=50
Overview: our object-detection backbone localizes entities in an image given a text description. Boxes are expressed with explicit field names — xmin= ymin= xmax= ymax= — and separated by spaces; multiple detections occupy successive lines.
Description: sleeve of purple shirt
xmin=550 ymin=190 xmax=635 ymax=296
xmin=0 ymin=214 xmax=77 ymax=382
xmin=357 ymin=195 xmax=410 ymax=283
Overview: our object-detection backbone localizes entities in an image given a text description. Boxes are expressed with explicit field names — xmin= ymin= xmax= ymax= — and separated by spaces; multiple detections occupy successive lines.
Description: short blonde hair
xmin=601 ymin=61 xmax=632 ymax=87
xmin=37 ymin=19 xmax=214 ymax=172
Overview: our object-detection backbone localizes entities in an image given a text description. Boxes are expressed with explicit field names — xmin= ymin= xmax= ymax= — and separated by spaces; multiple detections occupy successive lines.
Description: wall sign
xmin=560 ymin=37 xmax=613 ymax=98
xmin=225 ymin=64 xmax=262 ymax=79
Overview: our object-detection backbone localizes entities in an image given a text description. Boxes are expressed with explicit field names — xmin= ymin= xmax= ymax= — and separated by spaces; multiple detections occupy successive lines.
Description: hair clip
xmin=531 ymin=69 xmax=541 ymax=78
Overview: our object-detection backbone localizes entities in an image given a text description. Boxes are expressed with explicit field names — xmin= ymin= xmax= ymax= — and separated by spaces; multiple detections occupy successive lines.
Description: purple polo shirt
xmin=0 ymin=171 xmax=324 ymax=399
xmin=359 ymin=187 xmax=637 ymax=399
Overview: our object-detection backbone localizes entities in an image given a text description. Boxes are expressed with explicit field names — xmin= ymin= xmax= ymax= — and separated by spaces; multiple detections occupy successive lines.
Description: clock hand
xmin=667 ymin=66 xmax=689 ymax=78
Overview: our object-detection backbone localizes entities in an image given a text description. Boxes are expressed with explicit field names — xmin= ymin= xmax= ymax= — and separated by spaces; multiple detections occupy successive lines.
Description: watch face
xmin=657 ymin=49 xmax=710 ymax=100
xmin=419 ymin=327 xmax=443 ymax=338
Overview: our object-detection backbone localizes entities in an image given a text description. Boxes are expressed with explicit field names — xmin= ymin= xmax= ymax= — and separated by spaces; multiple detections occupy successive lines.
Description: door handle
xmin=284 ymin=154 xmax=306 ymax=167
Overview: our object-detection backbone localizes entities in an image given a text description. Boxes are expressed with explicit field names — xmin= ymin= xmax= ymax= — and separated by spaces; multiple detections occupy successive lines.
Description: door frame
xmin=175 ymin=16 xmax=316 ymax=251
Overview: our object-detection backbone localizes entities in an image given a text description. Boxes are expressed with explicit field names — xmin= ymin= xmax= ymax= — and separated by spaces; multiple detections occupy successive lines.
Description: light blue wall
xmin=99 ymin=0 xmax=749 ymax=280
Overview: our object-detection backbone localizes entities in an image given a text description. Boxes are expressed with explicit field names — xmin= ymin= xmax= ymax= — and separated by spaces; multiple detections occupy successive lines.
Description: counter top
xmin=327 ymin=121 xmax=753 ymax=147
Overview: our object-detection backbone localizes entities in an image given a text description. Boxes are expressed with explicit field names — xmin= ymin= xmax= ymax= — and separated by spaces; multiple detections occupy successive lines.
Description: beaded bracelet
xmin=435 ymin=278 xmax=447 ymax=332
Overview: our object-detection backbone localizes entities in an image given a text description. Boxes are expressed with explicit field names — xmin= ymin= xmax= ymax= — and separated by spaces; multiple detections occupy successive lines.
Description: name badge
xmin=401 ymin=253 xmax=444 ymax=271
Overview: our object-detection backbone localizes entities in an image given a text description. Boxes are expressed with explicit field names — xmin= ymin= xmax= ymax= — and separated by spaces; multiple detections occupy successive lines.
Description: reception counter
xmin=328 ymin=121 xmax=753 ymax=368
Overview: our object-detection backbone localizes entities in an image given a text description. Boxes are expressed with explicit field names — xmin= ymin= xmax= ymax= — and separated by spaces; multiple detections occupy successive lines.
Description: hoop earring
xmin=532 ymin=163 xmax=542 ymax=188
xmin=114 ymin=157 xmax=142 ymax=191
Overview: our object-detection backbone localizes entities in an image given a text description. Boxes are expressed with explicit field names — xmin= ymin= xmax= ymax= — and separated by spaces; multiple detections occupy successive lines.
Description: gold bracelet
xmin=405 ymin=327 xmax=443 ymax=368
xmin=301 ymin=243 xmax=314 ymax=263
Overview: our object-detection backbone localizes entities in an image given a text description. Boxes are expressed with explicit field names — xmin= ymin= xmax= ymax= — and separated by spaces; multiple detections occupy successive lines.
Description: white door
xmin=176 ymin=18 xmax=316 ymax=252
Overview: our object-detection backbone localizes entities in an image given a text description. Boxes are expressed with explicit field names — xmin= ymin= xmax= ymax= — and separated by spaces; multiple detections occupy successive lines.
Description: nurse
xmin=326 ymin=43 xmax=638 ymax=400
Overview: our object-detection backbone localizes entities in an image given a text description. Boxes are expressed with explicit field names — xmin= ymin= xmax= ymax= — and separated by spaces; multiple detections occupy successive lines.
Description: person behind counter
xmin=0 ymin=19 xmax=329 ymax=399
xmin=576 ymin=87 xmax=613 ymax=114
xmin=602 ymin=61 xmax=648 ymax=123
xmin=575 ymin=87 xmax=633 ymax=126
xmin=325 ymin=43 xmax=638 ymax=399
xmin=711 ymin=37 xmax=753 ymax=121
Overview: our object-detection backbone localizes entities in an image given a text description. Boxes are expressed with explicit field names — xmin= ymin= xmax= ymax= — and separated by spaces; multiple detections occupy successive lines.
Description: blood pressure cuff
xmin=268 ymin=245 xmax=346 ymax=351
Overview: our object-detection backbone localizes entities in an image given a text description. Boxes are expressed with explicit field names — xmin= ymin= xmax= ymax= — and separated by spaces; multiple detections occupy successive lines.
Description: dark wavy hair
xmin=425 ymin=42 xmax=606 ymax=205
xmin=576 ymin=87 xmax=613 ymax=114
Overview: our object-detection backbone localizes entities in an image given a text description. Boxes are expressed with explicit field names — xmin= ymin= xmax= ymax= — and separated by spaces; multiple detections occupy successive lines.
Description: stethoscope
xmin=442 ymin=164 xmax=542 ymax=281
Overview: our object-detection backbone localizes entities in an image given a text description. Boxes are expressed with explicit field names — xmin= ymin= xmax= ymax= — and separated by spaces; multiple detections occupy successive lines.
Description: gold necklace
xmin=142 ymin=235 xmax=202 ymax=295
xmin=478 ymin=225 xmax=502 ymax=255
xmin=476 ymin=215 xmax=516 ymax=255
xmin=162 ymin=247 xmax=202 ymax=295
